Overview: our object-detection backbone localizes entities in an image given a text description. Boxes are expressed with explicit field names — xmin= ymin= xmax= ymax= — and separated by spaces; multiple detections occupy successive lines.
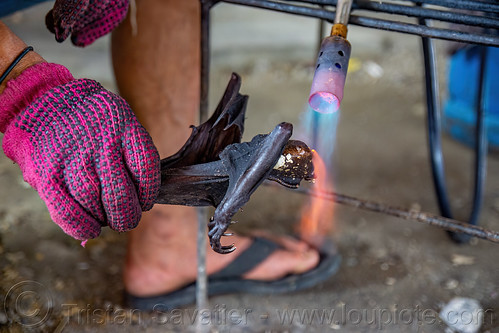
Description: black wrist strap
xmin=0 ymin=46 xmax=34 ymax=85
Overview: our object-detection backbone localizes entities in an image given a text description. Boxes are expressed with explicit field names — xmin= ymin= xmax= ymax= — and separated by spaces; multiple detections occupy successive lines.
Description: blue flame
xmin=296 ymin=105 xmax=340 ymax=172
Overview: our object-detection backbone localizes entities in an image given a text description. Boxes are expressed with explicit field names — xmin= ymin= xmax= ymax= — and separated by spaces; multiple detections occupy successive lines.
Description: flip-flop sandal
xmin=125 ymin=237 xmax=341 ymax=311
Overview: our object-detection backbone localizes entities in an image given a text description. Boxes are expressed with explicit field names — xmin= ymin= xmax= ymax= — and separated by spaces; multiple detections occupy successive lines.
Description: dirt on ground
xmin=0 ymin=3 xmax=498 ymax=333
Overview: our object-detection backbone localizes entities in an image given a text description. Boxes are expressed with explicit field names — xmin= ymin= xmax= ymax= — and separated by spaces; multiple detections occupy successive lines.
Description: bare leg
xmin=112 ymin=0 xmax=319 ymax=297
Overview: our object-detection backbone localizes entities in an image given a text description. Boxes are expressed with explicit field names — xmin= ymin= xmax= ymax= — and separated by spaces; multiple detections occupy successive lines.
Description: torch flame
xmin=299 ymin=149 xmax=335 ymax=244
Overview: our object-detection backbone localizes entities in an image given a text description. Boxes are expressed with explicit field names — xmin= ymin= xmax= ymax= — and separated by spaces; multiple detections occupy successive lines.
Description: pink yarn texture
xmin=0 ymin=63 xmax=160 ymax=240
xmin=46 ymin=0 xmax=129 ymax=47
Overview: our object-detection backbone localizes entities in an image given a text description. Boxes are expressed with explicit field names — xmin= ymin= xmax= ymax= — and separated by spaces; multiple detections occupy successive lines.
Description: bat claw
xmin=221 ymin=244 xmax=236 ymax=254
xmin=207 ymin=220 xmax=233 ymax=254
xmin=210 ymin=239 xmax=236 ymax=254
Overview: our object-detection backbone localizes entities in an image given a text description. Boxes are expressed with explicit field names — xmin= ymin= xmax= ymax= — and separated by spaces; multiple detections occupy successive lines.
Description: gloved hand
xmin=0 ymin=63 xmax=160 ymax=241
xmin=46 ymin=0 xmax=129 ymax=47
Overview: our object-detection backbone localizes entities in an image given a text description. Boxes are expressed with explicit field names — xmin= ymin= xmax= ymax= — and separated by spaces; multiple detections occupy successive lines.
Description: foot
xmin=124 ymin=205 xmax=320 ymax=297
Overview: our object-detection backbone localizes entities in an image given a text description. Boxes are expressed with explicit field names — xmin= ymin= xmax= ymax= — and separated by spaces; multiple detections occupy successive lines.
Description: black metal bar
xmin=284 ymin=0 xmax=499 ymax=13
xmin=399 ymin=0 xmax=499 ymax=13
xmin=316 ymin=6 xmax=325 ymax=52
xmin=471 ymin=46 xmax=489 ymax=228
xmin=197 ymin=0 xmax=218 ymax=322
xmin=282 ymin=0 xmax=499 ymax=29
xmin=471 ymin=46 xmax=489 ymax=225
xmin=224 ymin=0 xmax=334 ymax=19
xmin=355 ymin=0 xmax=499 ymax=30
xmin=417 ymin=4 xmax=490 ymax=243
xmin=448 ymin=46 xmax=489 ymax=243
xmin=282 ymin=0 xmax=334 ymax=5
xmin=274 ymin=0 xmax=499 ymax=29
xmin=200 ymin=1 xmax=217 ymax=122
xmin=349 ymin=15 xmax=499 ymax=47
xmin=220 ymin=0 xmax=499 ymax=46
xmin=195 ymin=207 xmax=208 ymax=329
xmin=419 ymin=17 xmax=453 ymax=221
xmin=288 ymin=186 xmax=499 ymax=244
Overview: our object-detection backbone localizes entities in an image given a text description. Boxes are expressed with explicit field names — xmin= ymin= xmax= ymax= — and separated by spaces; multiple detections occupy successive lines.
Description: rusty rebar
xmin=221 ymin=0 xmax=499 ymax=47
xmin=289 ymin=186 xmax=499 ymax=244
xmin=197 ymin=1 xmax=216 ymax=329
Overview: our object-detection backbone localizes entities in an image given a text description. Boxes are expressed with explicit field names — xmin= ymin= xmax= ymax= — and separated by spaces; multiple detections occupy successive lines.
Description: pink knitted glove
xmin=0 ymin=63 xmax=160 ymax=241
xmin=46 ymin=0 xmax=129 ymax=47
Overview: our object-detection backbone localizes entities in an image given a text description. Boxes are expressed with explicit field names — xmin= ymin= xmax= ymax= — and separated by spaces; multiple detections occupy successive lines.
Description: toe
xmin=242 ymin=240 xmax=320 ymax=281
xmin=250 ymin=231 xmax=311 ymax=252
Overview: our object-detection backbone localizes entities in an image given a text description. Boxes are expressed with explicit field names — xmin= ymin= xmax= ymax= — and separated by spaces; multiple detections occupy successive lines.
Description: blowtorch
xmin=308 ymin=0 xmax=353 ymax=114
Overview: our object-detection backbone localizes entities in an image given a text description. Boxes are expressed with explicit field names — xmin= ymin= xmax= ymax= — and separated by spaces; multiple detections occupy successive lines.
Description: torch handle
xmin=334 ymin=0 xmax=353 ymax=26
xmin=332 ymin=0 xmax=353 ymax=38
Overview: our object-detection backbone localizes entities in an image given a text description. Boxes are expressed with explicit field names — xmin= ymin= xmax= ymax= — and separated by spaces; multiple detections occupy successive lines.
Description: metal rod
xmin=356 ymin=0 xmax=499 ymax=30
xmin=448 ymin=46 xmax=489 ymax=243
xmin=224 ymin=0 xmax=332 ymax=19
xmin=418 ymin=6 xmax=490 ymax=244
xmin=221 ymin=0 xmax=499 ymax=46
xmin=286 ymin=0 xmax=499 ymax=13
xmin=196 ymin=208 xmax=209 ymax=332
xmin=349 ymin=15 xmax=499 ymax=47
xmin=419 ymin=14 xmax=453 ymax=222
xmin=200 ymin=1 xmax=216 ymax=122
xmin=316 ymin=6 xmax=325 ymax=52
xmin=196 ymin=1 xmax=215 ymax=330
xmin=282 ymin=0 xmax=334 ymax=5
xmin=470 ymin=46 xmax=489 ymax=230
xmin=399 ymin=0 xmax=499 ymax=13
xmin=288 ymin=186 xmax=499 ymax=243
xmin=240 ymin=0 xmax=499 ymax=30
xmin=294 ymin=0 xmax=499 ymax=29
xmin=334 ymin=0 xmax=352 ymax=25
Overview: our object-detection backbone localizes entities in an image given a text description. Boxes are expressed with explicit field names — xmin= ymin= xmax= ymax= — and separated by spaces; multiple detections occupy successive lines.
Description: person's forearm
xmin=0 ymin=21 xmax=45 ymax=94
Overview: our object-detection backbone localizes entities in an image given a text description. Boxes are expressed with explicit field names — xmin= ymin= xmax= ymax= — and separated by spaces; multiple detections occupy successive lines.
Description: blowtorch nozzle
xmin=308 ymin=0 xmax=353 ymax=114
xmin=308 ymin=34 xmax=351 ymax=114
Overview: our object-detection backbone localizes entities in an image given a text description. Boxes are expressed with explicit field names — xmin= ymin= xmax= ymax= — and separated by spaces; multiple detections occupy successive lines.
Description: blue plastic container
xmin=443 ymin=46 xmax=499 ymax=151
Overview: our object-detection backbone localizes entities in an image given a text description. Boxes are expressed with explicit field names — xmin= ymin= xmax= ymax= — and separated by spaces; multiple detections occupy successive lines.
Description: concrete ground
xmin=1 ymin=2 xmax=498 ymax=332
